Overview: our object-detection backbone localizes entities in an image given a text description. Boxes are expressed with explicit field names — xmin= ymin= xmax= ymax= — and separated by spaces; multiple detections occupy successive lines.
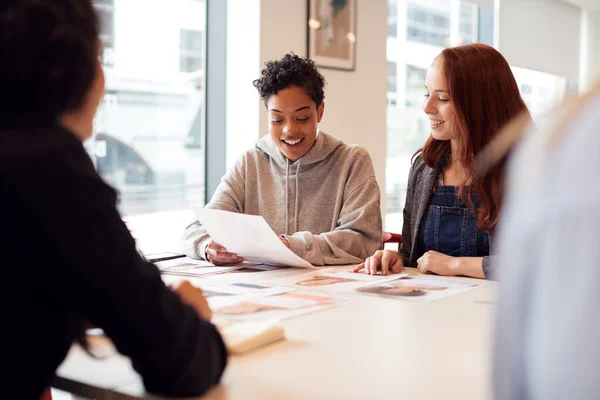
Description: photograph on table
xmin=355 ymin=276 xmax=487 ymax=302
xmin=267 ymin=268 xmax=405 ymax=293
xmin=210 ymin=290 xmax=352 ymax=322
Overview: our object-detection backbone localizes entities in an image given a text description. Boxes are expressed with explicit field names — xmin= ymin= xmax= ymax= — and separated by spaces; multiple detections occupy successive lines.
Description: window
xmin=386 ymin=0 xmax=484 ymax=232
xmin=385 ymin=1 xmax=575 ymax=233
xmin=406 ymin=3 xmax=450 ymax=47
xmin=458 ymin=3 xmax=477 ymax=45
xmin=405 ymin=65 xmax=427 ymax=108
xmin=511 ymin=67 xmax=578 ymax=119
xmin=91 ymin=0 xmax=207 ymax=217
xmin=180 ymin=28 xmax=204 ymax=74
xmin=388 ymin=62 xmax=397 ymax=93
xmin=388 ymin=0 xmax=398 ymax=37
xmin=95 ymin=0 xmax=115 ymax=66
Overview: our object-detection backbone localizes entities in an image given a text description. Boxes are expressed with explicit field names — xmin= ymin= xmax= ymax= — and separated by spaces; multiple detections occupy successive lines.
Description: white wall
xmin=258 ymin=0 xmax=389 ymax=212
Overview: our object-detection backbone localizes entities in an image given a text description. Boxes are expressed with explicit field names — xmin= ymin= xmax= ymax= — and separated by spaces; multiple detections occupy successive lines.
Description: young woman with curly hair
xmin=184 ymin=53 xmax=382 ymax=266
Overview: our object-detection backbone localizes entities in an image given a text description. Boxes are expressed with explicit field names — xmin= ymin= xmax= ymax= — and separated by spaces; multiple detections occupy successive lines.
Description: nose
xmin=423 ymin=96 xmax=437 ymax=116
xmin=282 ymin=120 xmax=298 ymax=135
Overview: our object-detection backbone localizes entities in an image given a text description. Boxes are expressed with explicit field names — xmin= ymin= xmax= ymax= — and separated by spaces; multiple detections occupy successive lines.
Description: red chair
xmin=40 ymin=389 xmax=53 ymax=400
xmin=382 ymin=232 xmax=402 ymax=252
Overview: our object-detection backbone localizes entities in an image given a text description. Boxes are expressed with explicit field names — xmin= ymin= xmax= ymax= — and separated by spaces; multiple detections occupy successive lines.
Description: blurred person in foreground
xmin=0 ymin=1 xmax=227 ymax=398
xmin=487 ymin=77 xmax=600 ymax=399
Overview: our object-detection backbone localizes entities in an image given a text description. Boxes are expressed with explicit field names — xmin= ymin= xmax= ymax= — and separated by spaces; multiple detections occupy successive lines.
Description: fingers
xmin=417 ymin=252 xmax=429 ymax=274
xmin=353 ymin=263 xmax=365 ymax=273
xmin=365 ymin=251 xmax=384 ymax=275
xmin=391 ymin=255 xmax=404 ymax=274
xmin=206 ymin=241 xmax=243 ymax=265
xmin=380 ymin=250 xmax=400 ymax=275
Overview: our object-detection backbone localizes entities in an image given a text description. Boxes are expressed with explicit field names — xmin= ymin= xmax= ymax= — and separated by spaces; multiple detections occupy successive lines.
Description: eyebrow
xmin=269 ymin=106 xmax=311 ymax=113
xmin=424 ymin=85 xmax=449 ymax=93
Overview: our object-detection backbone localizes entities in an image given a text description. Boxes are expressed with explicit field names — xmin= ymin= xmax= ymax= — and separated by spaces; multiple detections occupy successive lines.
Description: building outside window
xmin=91 ymin=0 xmax=207 ymax=217
xmin=385 ymin=0 xmax=574 ymax=233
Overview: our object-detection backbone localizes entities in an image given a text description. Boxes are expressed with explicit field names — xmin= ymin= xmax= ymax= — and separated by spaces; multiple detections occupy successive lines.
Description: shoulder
xmin=0 ymin=124 xmax=87 ymax=177
xmin=336 ymin=143 xmax=373 ymax=161
xmin=409 ymin=153 xmax=428 ymax=177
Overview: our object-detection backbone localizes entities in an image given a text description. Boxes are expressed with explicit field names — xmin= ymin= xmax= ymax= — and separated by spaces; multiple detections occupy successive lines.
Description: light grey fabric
xmin=493 ymin=94 xmax=600 ymax=400
xmin=183 ymin=131 xmax=382 ymax=266
xmin=399 ymin=155 xmax=496 ymax=279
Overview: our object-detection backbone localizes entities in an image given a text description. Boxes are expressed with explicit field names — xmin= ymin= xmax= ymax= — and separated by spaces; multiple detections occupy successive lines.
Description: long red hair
xmin=419 ymin=43 xmax=530 ymax=231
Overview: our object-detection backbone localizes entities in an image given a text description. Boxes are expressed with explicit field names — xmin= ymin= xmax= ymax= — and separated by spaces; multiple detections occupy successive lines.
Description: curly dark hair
xmin=0 ymin=0 xmax=99 ymax=121
xmin=253 ymin=53 xmax=326 ymax=107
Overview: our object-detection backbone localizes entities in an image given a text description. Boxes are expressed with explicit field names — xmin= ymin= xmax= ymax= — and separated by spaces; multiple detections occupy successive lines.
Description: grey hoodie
xmin=182 ymin=131 xmax=382 ymax=265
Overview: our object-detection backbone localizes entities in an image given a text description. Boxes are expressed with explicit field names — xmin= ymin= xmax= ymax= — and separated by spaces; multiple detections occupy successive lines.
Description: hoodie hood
xmin=255 ymin=130 xmax=345 ymax=167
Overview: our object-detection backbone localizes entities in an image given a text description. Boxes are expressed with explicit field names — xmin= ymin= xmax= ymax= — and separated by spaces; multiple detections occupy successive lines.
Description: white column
xmin=579 ymin=9 xmax=600 ymax=91
xmin=449 ymin=0 xmax=461 ymax=46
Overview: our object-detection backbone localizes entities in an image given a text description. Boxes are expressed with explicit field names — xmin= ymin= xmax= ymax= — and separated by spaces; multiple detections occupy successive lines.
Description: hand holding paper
xmin=193 ymin=208 xmax=314 ymax=268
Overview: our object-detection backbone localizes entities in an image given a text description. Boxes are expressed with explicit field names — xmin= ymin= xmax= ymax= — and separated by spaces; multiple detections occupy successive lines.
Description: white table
xmin=55 ymin=267 xmax=497 ymax=400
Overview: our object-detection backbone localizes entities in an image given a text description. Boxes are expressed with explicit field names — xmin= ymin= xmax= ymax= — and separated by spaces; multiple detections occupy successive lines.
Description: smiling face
xmin=267 ymin=86 xmax=324 ymax=162
xmin=423 ymin=58 xmax=458 ymax=142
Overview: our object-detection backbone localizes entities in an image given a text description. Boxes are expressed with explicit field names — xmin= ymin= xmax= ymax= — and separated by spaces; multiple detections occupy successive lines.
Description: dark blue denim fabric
xmin=417 ymin=185 xmax=490 ymax=257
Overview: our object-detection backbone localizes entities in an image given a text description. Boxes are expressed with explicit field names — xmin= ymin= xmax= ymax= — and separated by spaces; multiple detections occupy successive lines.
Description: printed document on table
xmin=193 ymin=208 xmax=315 ymax=269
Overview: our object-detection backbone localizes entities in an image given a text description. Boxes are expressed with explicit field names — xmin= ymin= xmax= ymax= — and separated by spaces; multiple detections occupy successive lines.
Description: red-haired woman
xmin=356 ymin=43 xmax=529 ymax=279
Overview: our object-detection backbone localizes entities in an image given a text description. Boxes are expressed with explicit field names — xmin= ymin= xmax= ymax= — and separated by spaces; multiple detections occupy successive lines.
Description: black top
xmin=400 ymin=155 xmax=496 ymax=279
xmin=0 ymin=121 xmax=227 ymax=399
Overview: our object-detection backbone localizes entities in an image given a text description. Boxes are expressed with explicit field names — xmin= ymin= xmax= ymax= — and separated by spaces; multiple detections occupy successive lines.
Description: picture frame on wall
xmin=307 ymin=0 xmax=357 ymax=71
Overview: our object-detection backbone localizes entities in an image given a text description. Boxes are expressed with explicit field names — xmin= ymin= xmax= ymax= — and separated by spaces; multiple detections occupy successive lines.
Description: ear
xmin=317 ymin=102 xmax=325 ymax=123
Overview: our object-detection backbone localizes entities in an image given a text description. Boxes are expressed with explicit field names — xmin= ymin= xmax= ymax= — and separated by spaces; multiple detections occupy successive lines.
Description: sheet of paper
xmin=155 ymin=257 xmax=213 ymax=270
xmin=193 ymin=208 xmax=314 ymax=268
xmin=156 ymin=257 xmax=241 ymax=277
xmin=199 ymin=282 xmax=292 ymax=298
xmin=355 ymin=275 xmax=488 ymax=302
xmin=209 ymin=290 xmax=352 ymax=322
xmin=267 ymin=268 xmax=407 ymax=293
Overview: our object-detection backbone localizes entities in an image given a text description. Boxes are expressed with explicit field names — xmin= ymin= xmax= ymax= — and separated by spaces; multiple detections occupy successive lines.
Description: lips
xmin=281 ymin=137 xmax=304 ymax=146
xmin=430 ymin=120 xmax=445 ymax=128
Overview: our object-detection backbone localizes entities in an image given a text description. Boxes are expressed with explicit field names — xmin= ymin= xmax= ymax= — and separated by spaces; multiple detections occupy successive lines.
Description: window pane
xmin=386 ymin=0 xmax=472 ymax=232
xmin=92 ymin=0 xmax=207 ymax=216
xmin=511 ymin=66 xmax=577 ymax=119
xmin=388 ymin=62 xmax=397 ymax=93
xmin=406 ymin=2 xmax=450 ymax=47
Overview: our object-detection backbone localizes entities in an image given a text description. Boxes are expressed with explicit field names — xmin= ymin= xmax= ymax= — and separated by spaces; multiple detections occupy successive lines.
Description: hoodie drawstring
xmin=285 ymin=158 xmax=289 ymax=236
xmin=294 ymin=161 xmax=301 ymax=233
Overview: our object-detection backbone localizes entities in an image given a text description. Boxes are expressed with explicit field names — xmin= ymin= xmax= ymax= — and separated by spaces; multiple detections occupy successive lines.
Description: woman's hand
xmin=204 ymin=239 xmax=244 ymax=265
xmin=353 ymin=250 xmax=404 ymax=275
xmin=171 ymin=280 xmax=212 ymax=321
xmin=416 ymin=250 xmax=459 ymax=276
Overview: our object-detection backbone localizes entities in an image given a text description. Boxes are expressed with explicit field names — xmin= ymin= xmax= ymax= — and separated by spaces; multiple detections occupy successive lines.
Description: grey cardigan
xmin=399 ymin=155 xmax=496 ymax=279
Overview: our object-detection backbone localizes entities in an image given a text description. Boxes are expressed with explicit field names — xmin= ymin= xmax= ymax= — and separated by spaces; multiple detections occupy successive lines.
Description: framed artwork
xmin=307 ymin=0 xmax=357 ymax=71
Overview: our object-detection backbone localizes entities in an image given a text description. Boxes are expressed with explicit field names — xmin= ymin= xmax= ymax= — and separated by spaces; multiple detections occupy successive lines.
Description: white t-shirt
xmin=494 ymin=93 xmax=600 ymax=400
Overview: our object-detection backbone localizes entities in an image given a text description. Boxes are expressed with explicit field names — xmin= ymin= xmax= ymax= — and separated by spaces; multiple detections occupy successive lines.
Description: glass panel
xmin=386 ymin=0 xmax=476 ymax=232
xmin=92 ymin=0 xmax=206 ymax=216
xmin=511 ymin=67 xmax=578 ymax=119
xmin=386 ymin=1 xmax=575 ymax=233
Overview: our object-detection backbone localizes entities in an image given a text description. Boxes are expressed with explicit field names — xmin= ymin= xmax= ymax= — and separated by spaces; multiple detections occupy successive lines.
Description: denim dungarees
xmin=417 ymin=184 xmax=490 ymax=257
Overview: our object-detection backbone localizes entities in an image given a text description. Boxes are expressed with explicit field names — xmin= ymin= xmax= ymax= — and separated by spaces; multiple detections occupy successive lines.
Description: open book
xmin=215 ymin=319 xmax=285 ymax=354
xmin=192 ymin=208 xmax=315 ymax=268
